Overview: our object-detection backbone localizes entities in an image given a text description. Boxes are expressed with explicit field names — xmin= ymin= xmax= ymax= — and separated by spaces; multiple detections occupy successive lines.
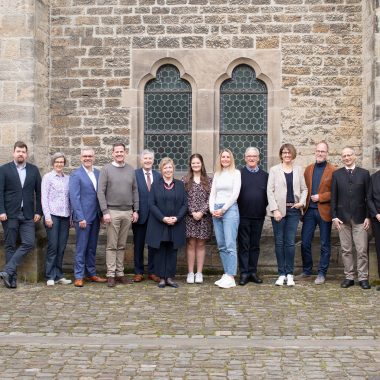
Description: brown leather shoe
xmin=148 ymin=274 xmax=160 ymax=283
xmin=86 ymin=275 xmax=107 ymax=283
xmin=107 ymin=277 xmax=116 ymax=287
xmin=115 ymin=276 xmax=132 ymax=284
xmin=133 ymin=274 xmax=144 ymax=282
xmin=74 ymin=279 xmax=84 ymax=287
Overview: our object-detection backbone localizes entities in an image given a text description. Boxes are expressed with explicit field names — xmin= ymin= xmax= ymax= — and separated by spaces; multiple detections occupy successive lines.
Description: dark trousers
xmin=2 ymin=211 xmax=35 ymax=277
xmin=300 ymin=208 xmax=332 ymax=276
xmin=45 ymin=215 xmax=70 ymax=281
xmin=372 ymin=218 xmax=380 ymax=278
xmin=152 ymin=242 xmax=177 ymax=279
xmin=74 ymin=218 xmax=100 ymax=279
xmin=132 ymin=221 xmax=155 ymax=275
xmin=237 ymin=217 xmax=264 ymax=276
xmin=271 ymin=207 xmax=300 ymax=276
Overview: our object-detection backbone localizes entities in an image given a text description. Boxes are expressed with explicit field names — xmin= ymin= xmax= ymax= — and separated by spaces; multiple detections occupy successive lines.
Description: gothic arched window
xmin=220 ymin=64 xmax=268 ymax=169
xmin=144 ymin=64 xmax=192 ymax=171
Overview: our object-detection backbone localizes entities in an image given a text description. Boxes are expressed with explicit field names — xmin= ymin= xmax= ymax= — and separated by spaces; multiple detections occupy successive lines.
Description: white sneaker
xmin=186 ymin=272 xmax=195 ymax=284
xmin=214 ymin=274 xmax=227 ymax=286
xmin=314 ymin=275 xmax=325 ymax=285
xmin=275 ymin=275 xmax=286 ymax=286
xmin=47 ymin=280 xmax=55 ymax=286
xmin=218 ymin=275 xmax=236 ymax=289
xmin=287 ymin=274 xmax=295 ymax=286
xmin=195 ymin=272 xmax=203 ymax=284
xmin=55 ymin=278 xmax=72 ymax=285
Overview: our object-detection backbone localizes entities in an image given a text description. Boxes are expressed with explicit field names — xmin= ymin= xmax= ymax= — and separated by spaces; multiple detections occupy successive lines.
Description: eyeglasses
xmin=316 ymin=150 xmax=327 ymax=154
xmin=342 ymin=154 xmax=353 ymax=158
xmin=245 ymin=155 xmax=259 ymax=158
xmin=82 ymin=155 xmax=94 ymax=158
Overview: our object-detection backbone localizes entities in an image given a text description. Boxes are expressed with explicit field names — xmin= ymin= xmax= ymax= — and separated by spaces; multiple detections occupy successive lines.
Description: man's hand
xmin=363 ymin=218 xmax=370 ymax=231
xmin=103 ymin=214 xmax=111 ymax=224
xmin=34 ymin=214 xmax=41 ymax=223
xmin=79 ymin=219 xmax=87 ymax=229
xmin=311 ymin=194 xmax=319 ymax=202
xmin=333 ymin=218 xmax=343 ymax=231
xmin=0 ymin=213 xmax=7 ymax=222
xmin=132 ymin=211 xmax=139 ymax=223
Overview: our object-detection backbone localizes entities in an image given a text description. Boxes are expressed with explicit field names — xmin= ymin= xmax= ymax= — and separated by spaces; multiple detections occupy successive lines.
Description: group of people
xmin=0 ymin=140 xmax=380 ymax=291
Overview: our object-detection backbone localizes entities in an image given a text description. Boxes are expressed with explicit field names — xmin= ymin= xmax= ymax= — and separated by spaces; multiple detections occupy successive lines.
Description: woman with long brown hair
xmin=183 ymin=153 xmax=212 ymax=284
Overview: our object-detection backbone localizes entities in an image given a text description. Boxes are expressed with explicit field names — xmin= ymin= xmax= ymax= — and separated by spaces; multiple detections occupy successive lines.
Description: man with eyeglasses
xmin=331 ymin=146 xmax=371 ymax=289
xmin=297 ymin=141 xmax=336 ymax=285
xmin=237 ymin=147 xmax=268 ymax=285
xmin=69 ymin=148 xmax=107 ymax=287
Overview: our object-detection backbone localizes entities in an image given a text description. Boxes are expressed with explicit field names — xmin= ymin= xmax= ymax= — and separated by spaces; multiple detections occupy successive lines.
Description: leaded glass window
xmin=144 ymin=64 xmax=192 ymax=171
xmin=220 ymin=65 xmax=268 ymax=169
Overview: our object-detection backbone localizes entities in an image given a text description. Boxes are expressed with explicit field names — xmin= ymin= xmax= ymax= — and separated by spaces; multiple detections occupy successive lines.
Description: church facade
xmin=0 ymin=0 xmax=378 ymax=174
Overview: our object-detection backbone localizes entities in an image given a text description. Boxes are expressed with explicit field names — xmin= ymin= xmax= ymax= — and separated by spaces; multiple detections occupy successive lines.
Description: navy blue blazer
xmin=146 ymin=178 xmax=187 ymax=249
xmin=135 ymin=168 xmax=161 ymax=225
xmin=69 ymin=166 xmax=101 ymax=223
xmin=0 ymin=161 xmax=42 ymax=219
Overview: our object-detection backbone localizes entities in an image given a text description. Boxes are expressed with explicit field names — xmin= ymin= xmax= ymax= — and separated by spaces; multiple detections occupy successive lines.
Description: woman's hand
xmin=212 ymin=209 xmax=224 ymax=218
xmin=273 ymin=210 xmax=282 ymax=222
xmin=163 ymin=216 xmax=177 ymax=225
xmin=45 ymin=219 xmax=53 ymax=228
xmin=192 ymin=211 xmax=203 ymax=221
xmin=292 ymin=202 xmax=303 ymax=209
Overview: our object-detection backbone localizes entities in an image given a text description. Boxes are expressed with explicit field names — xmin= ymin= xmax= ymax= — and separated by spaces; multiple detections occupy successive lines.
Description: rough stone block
xmin=231 ymin=36 xmax=254 ymax=48
xmin=132 ymin=37 xmax=156 ymax=48
xmin=157 ymin=37 xmax=180 ymax=48
xmin=257 ymin=36 xmax=279 ymax=49
xmin=205 ymin=36 xmax=231 ymax=48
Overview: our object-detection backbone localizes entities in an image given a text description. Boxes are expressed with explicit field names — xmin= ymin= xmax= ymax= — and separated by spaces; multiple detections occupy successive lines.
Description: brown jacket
xmin=304 ymin=162 xmax=336 ymax=222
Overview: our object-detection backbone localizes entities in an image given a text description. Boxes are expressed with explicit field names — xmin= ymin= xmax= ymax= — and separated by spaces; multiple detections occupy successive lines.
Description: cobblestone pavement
xmin=0 ymin=276 xmax=379 ymax=379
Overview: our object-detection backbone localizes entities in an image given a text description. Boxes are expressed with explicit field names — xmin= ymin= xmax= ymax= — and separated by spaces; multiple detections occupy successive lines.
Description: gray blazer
xmin=266 ymin=163 xmax=308 ymax=217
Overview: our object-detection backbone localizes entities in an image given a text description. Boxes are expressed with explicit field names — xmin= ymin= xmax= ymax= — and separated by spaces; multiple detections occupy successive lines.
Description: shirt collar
xmin=52 ymin=170 xmax=65 ymax=177
xmin=345 ymin=165 xmax=356 ymax=171
xmin=246 ymin=165 xmax=259 ymax=173
xmin=112 ymin=161 xmax=125 ymax=168
xmin=14 ymin=161 xmax=26 ymax=170
xmin=82 ymin=164 xmax=94 ymax=173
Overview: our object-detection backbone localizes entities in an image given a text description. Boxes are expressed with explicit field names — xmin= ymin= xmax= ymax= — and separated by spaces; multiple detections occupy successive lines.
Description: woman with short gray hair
xmin=41 ymin=152 xmax=72 ymax=286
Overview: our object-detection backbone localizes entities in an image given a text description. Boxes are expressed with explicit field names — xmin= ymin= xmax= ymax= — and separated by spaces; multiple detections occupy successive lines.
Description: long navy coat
xmin=146 ymin=178 xmax=187 ymax=249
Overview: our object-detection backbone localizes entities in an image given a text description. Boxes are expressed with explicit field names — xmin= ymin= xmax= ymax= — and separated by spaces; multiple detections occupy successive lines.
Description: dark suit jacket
xmin=69 ymin=166 xmax=101 ymax=223
xmin=135 ymin=168 xmax=161 ymax=225
xmin=0 ymin=161 xmax=42 ymax=219
xmin=146 ymin=178 xmax=187 ymax=249
xmin=304 ymin=162 xmax=336 ymax=222
xmin=367 ymin=170 xmax=380 ymax=218
xmin=331 ymin=166 xmax=370 ymax=224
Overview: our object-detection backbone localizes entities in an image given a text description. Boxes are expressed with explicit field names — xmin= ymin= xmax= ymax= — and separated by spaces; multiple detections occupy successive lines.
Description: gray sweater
xmin=97 ymin=163 xmax=139 ymax=214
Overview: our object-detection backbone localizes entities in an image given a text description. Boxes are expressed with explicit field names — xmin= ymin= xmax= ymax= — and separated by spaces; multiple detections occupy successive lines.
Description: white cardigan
xmin=266 ymin=164 xmax=308 ymax=217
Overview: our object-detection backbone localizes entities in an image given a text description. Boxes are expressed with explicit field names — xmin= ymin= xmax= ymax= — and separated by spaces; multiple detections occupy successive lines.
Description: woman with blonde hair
xmin=209 ymin=149 xmax=241 ymax=288
xmin=146 ymin=157 xmax=187 ymax=288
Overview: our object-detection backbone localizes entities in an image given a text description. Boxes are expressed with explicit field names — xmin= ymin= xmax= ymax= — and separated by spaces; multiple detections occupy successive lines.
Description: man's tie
xmin=146 ymin=172 xmax=151 ymax=191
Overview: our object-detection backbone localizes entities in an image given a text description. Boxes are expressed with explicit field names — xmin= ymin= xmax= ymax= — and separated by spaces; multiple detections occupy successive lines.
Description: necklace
xmin=164 ymin=181 xmax=174 ymax=190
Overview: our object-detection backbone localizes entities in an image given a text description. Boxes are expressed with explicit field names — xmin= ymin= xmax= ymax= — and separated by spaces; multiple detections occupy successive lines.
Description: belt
xmin=108 ymin=206 xmax=132 ymax=211
xmin=286 ymin=203 xmax=294 ymax=207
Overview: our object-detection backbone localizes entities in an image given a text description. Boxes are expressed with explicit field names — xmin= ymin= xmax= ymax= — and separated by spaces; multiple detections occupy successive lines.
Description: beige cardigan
xmin=266 ymin=164 xmax=308 ymax=217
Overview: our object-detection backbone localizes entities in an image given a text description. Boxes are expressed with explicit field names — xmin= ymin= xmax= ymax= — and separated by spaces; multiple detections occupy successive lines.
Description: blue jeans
xmin=213 ymin=203 xmax=239 ymax=276
xmin=301 ymin=208 xmax=332 ymax=276
xmin=271 ymin=207 xmax=300 ymax=276
xmin=45 ymin=215 xmax=70 ymax=281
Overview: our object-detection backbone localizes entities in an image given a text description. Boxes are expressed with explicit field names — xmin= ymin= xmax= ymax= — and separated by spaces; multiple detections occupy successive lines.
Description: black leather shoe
xmin=10 ymin=275 xmax=17 ymax=289
xmin=340 ymin=279 xmax=355 ymax=288
xmin=166 ymin=278 xmax=179 ymax=288
xmin=158 ymin=279 xmax=166 ymax=288
xmin=358 ymin=280 xmax=371 ymax=290
xmin=239 ymin=274 xmax=249 ymax=286
xmin=250 ymin=274 xmax=263 ymax=284
xmin=0 ymin=271 xmax=11 ymax=288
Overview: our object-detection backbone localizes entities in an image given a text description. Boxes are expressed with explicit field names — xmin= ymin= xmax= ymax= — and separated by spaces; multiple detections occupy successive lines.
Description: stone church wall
xmin=49 ymin=0 xmax=368 ymax=170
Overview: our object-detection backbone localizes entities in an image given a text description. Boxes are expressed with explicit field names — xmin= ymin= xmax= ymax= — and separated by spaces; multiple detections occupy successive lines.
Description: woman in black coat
xmin=146 ymin=157 xmax=187 ymax=288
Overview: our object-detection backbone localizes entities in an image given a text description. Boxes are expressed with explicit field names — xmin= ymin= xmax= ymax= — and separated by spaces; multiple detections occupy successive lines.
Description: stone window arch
xmin=144 ymin=64 xmax=192 ymax=171
xmin=220 ymin=64 xmax=268 ymax=169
